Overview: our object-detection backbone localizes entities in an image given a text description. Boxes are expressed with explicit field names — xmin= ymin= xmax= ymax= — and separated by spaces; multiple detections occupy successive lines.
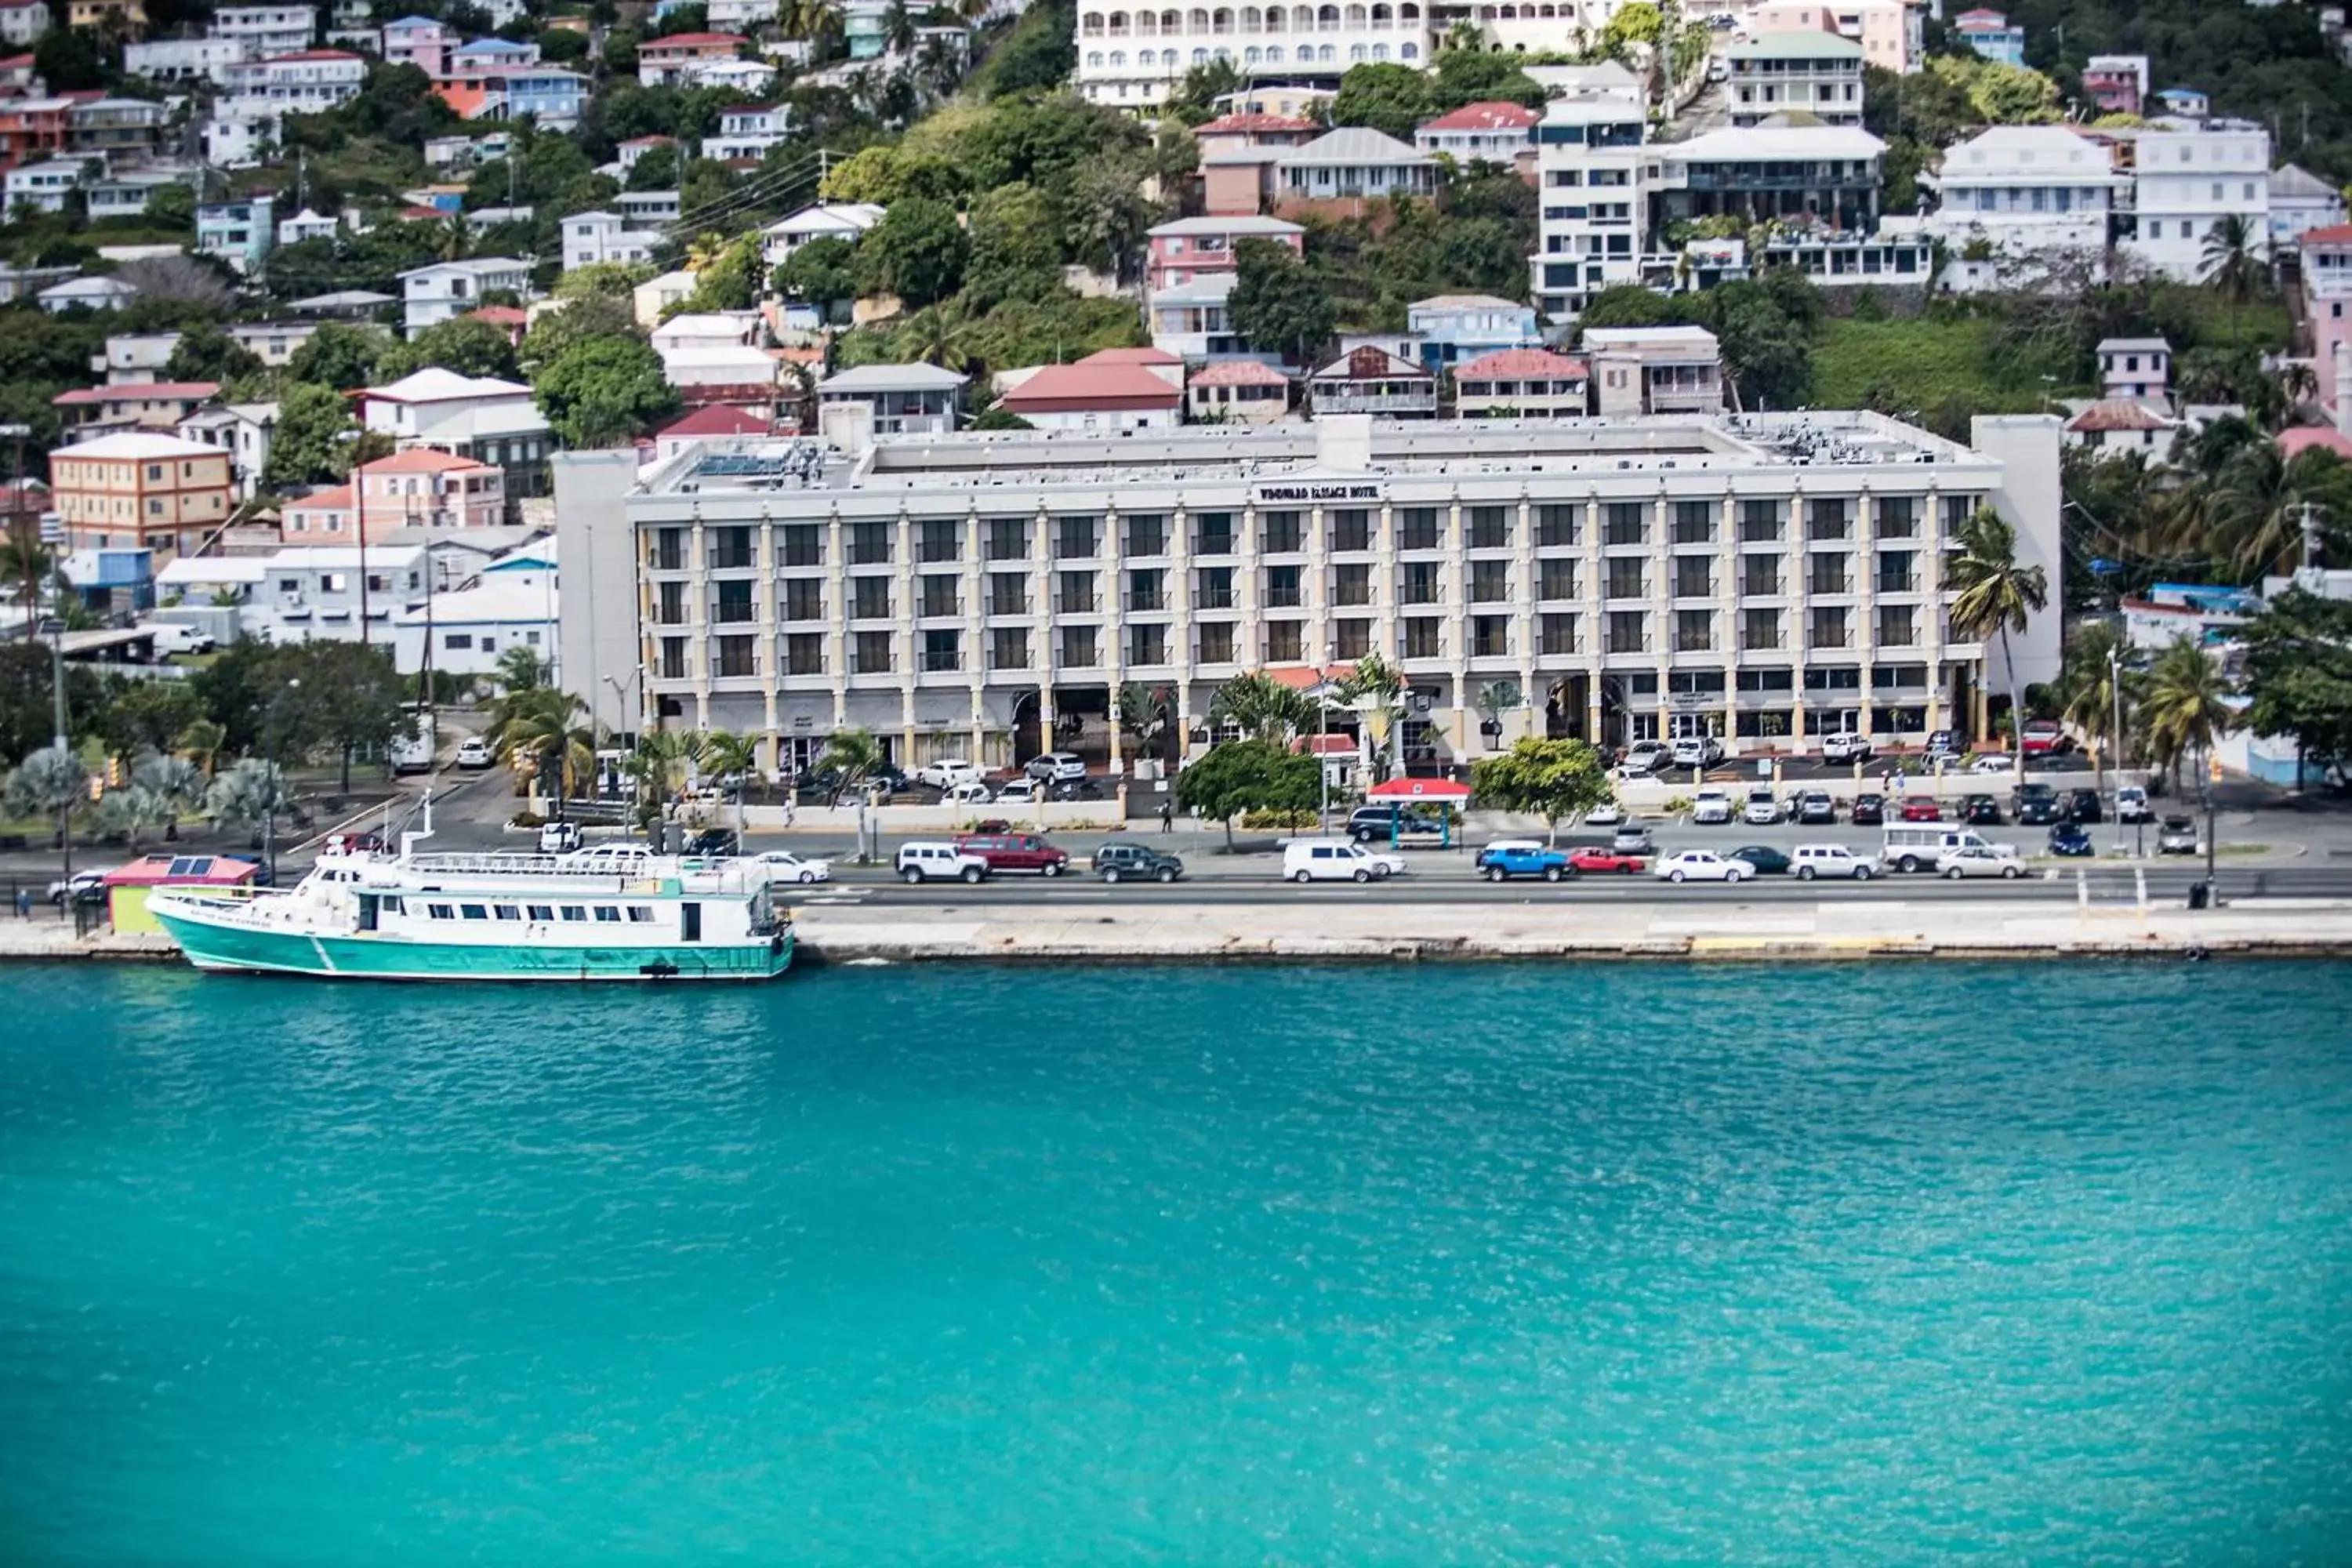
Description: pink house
xmin=1144 ymin=215 xmax=1305 ymax=296
xmin=281 ymin=448 xmax=506 ymax=543
xmin=1747 ymin=0 xmax=1916 ymax=74
xmin=2305 ymin=224 xmax=2352 ymax=417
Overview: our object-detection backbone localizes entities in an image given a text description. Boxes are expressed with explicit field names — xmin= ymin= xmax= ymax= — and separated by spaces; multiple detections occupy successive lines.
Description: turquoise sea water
xmin=3 ymin=961 xmax=2350 ymax=1565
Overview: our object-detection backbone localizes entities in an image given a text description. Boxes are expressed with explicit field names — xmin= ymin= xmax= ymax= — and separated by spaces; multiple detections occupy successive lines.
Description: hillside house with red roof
xmin=996 ymin=351 xmax=1185 ymax=432
xmin=1453 ymin=348 xmax=1590 ymax=419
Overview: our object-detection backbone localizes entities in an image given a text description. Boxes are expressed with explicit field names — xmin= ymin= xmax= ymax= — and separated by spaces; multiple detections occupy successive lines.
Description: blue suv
xmin=1476 ymin=841 xmax=1573 ymax=882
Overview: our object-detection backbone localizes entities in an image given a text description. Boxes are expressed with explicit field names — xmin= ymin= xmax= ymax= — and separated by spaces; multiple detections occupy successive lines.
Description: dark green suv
xmin=1091 ymin=842 xmax=1185 ymax=884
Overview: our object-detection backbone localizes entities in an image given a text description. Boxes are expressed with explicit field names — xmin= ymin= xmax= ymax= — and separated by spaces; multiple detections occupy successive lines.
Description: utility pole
xmin=2109 ymin=641 xmax=2125 ymax=856
xmin=2296 ymin=500 xmax=2326 ymax=575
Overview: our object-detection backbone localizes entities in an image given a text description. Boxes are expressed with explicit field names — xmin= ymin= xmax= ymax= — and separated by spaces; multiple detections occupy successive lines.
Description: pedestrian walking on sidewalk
xmin=1160 ymin=799 xmax=1174 ymax=833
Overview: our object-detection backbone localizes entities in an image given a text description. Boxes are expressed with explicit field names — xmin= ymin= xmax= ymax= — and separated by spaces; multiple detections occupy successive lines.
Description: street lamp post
xmin=2109 ymin=642 xmax=2125 ymax=857
xmin=263 ymin=678 xmax=300 ymax=885
xmin=335 ymin=431 xmax=372 ymax=648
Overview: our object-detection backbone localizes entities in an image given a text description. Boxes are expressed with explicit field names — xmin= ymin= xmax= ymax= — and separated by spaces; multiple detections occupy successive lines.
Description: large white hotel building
xmin=556 ymin=412 xmax=2060 ymax=778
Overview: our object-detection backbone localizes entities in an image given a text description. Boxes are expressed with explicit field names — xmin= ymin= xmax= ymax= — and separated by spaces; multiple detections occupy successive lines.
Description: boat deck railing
xmin=397 ymin=853 xmax=761 ymax=892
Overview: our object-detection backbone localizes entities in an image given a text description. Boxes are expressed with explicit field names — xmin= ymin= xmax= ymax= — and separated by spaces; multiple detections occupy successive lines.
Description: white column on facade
xmin=688 ymin=513 xmax=710 ymax=731
xmin=895 ymin=510 xmax=915 ymax=760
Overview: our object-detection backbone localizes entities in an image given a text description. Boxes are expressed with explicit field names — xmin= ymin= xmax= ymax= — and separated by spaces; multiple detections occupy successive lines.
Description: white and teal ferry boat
xmin=148 ymin=816 xmax=793 ymax=983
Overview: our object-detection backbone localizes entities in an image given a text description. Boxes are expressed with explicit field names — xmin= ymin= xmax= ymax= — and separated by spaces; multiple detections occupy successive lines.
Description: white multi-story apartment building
xmin=396 ymin=257 xmax=534 ymax=336
xmin=559 ymin=211 xmax=657 ymax=270
xmin=124 ymin=34 xmax=256 ymax=82
xmin=1529 ymin=89 xmax=1650 ymax=320
xmin=702 ymin=103 xmax=791 ymax=162
xmin=2122 ymin=118 xmax=2273 ymax=280
xmin=1074 ymin=2 xmax=1433 ymax=113
xmin=5 ymin=158 xmax=87 ymax=215
xmin=202 ymin=49 xmax=366 ymax=165
xmin=211 ymin=3 xmax=316 ymax=55
xmin=1724 ymin=31 xmax=1864 ymax=129
xmin=0 ymin=0 xmax=48 ymax=47
xmin=554 ymin=411 xmax=2063 ymax=775
xmin=1922 ymin=125 xmax=2129 ymax=292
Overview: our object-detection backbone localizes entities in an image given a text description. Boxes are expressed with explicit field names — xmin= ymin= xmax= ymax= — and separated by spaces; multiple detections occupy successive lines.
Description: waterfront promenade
xmin=7 ymin=895 xmax=2351 ymax=964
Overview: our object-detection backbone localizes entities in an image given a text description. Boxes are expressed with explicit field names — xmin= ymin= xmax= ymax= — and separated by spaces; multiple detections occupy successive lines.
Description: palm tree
xmin=881 ymin=0 xmax=916 ymax=56
xmin=2142 ymin=636 xmax=2233 ymax=793
xmin=2279 ymin=358 xmax=2320 ymax=410
xmin=1208 ymin=670 xmax=1313 ymax=742
xmin=1337 ymin=652 xmax=1407 ymax=780
xmin=490 ymin=688 xmax=594 ymax=818
xmin=2055 ymin=622 xmax=2131 ymax=791
xmin=1116 ymin=681 xmax=1172 ymax=763
xmin=492 ymin=644 xmax=548 ymax=694
xmin=813 ymin=725 xmax=883 ymax=804
xmin=4 ymin=745 xmax=87 ymax=820
xmin=1947 ymin=506 xmax=2049 ymax=761
xmin=2169 ymin=440 xmax=2326 ymax=578
xmin=630 ymin=728 xmax=701 ymax=813
xmin=203 ymin=757 xmax=286 ymax=828
xmin=176 ymin=718 xmax=226 ymax=778
xmin=2200 ymin=213 xmax=2267 ymax=342
xmin=899 ymin=306 xmax=974 ymax=372
xmin=1474 ymin=680 xmax=1523 ymax=746
xmin=699 ymin=728 xmax=761 ymax=826
xmin=96 ymin=785 xmax=165 ymax=848
xmin=3 ymin=517 xmax=50 ymax=641
xmin=435 ymin=213 xmax=471 ymax=263
xmin=132 ymin=753 xmax=207 ymax=840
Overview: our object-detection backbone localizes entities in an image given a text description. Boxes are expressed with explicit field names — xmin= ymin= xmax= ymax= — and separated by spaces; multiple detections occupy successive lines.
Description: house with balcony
xmin=815 ymin=363 xmax=967 ymax=437
xmin=995 ymin=350 xmax=1185 ymax=433
xmin=1273 ymin=127 xmax=1439 ymax=221
xmin=760 ymin=201 xmax=884 ymax=268
xmin=86 ymin=168 xmax=198 ymax=222
xmin=1148 ymin=271 xmax=1254 ymax=361
xmin=615 ymin=134 xmax=675 ymax=175
xmin=1144 ymin=213 xmax=1303 ymax=296
xmin=66 ymin=97 xmax=163 ymax=157
xmin=0 ymin=0 xmax=47 ymax=46
xmin=2082 ymin=54 xmax=2150 ymax=117
xmin=379 ymin=14 xmax=453 ymax=72
xmin=285 ymin=448 xmax=507 ymax=541
xmin=38 ymin=274 xmax=140 ymax=313
xmin=1185 ymin=360 xmax=1290 ymax=424
xmin=1653 ymin=124 xmax=1885 ymax=234
xmin=2097 ymin=336 xmax=2172 ymax=403
xmin=5 ymin=158 xmax=86 ymax=215
xmin=681 ymin=56 xmax=775 ymax=94
xmin=616 ymin=188 xmax=680 ymax=227
xmin=1404 ymin=294 xmax=1541 ymax=372
xmin=67 ymin=0 xmax=146 ymax=35
xmin=177 ymin=400 xmax=278 ymax=498
xmin=637 ymin=32 xmax=746 ymax=86
xmin=124 ymin=34 xmax=252 ymax=80
xmin=704 ymin=103 xmax=790 ymax=162
xmin=276 ymin=205 xmax=338 ymax=245
xmin=2122 ymin=118 xmax=2272 ymax=281
xmin=2155 ymin=86 xmax=2210 ymax=118
xmin=397 ymin=256 xmax=532 ymax=336
xmin=452 ymin=35 xmax=536 ymax=71
xmin=1584 ymin=326 xmax=1724 ymax=415
xmin=1413 ymin=100 xmax=1537 ymax=165
xmin=2303 ymin=226 xmax=2352 ymax=415
xmin=212 ymin=4 xmax=316 ymax=54
xmin=196 ymin=194 xmax=274 ymax=274
xmin=1952 ymin=8 xmax=2024 ymax=67
xmin=1922 ymin=124 xmax=2129 ymax=292
xmin=1452 ymin=347 xmax=1589 ymax=419
xmin=2270 ymin=163 xmax=2346 ymax=253
xmin=203 ymin=49 xmax=365 ymax=165
xmin=1528 ymin=85 xmax=1651 ymax=322
xmin=358 ymin=365 xmax=550 ymax=501
xmin=54 ymin=381 xmax=221 ymax=435
xmin=1726 ymin=32 xmax=1864 ymax=129
xmin=1308 ymin=347 xmax=1437 ymax=418
xmin=0 ymin=96 xmax=72 ymax=165
xmin=1746 ymin=0 xmax=1918 ymax=74
xmin=1755 ymin=215 xmax=1935 ymax=287
xmin=560 ymin=210 xmax=656 ymax=271
xmin=227 ymin=543 xmax=426 ymax=644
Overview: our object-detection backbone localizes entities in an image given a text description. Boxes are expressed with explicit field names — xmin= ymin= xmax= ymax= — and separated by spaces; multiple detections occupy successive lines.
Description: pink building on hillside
xmin=1144 ymin=215 xmax=1305 ymax=296
xmin=281 ymin=448 xmax=506 ymax=542
xmin=2305 ymin=224 xmax=2352 ymax=418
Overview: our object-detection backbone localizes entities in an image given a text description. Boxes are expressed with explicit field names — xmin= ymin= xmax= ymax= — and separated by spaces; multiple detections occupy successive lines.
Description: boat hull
xmin=151 ymin=905 xmax=793 ymax=982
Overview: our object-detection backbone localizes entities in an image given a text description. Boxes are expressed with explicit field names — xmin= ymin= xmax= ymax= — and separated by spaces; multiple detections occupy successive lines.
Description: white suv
xmin=1820 ymin=731 xmax=1872 ymax=765
xmin=896 ymin=841 xmax=989 ymax=883
xmin=911 ymin=758 xmax=979 ymax=790
xmin=1024 ymin=751 xmax=1087 ymax=782
xmin=1622 ymin=739 xmax=1674 ymax=775
xmin=1670 ymin=735 xmax=1726 ymax=769
xmin=1690 ymin=787 xmax=1734 ymax=825
xmin=1742 ymin=787 xmax=1780 ymax=826
xmin=1791 ymin=844 xmax=1874 ymax=880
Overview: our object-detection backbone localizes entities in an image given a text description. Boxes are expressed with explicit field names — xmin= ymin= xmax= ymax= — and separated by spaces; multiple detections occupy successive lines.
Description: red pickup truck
xmin=953 ymin=832 xmax=1071 ymax=877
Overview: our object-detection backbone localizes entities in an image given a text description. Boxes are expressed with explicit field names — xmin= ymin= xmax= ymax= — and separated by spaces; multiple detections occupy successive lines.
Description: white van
xmin=1283 ymin=837 xmax=1406 ymax=883
xmin=1879 ymin=825 xmax=2009 ymax=873
xmin=388 ymin=713 xmax=435 ymax=774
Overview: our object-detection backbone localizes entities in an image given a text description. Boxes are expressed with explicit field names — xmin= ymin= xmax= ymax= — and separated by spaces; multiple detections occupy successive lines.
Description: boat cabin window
xmin=527 ymin=904 xmax=554 ymax=920
xmin=625 ymin=906 xmax=655 ymax=924
xmin=460 ymin=904 xmax=489 ymax=920
xmin=428 ymin=903 xmax=454 ymax=919
xmin=493 ymin=904 xmax=521 ymax=920
xmin=594 ymin=906 xmax=620 ymax=922
xmin=561 ymin=906 xmax=586 ymax=921
xmin=383 ymin=898 xmax=402 ymax=915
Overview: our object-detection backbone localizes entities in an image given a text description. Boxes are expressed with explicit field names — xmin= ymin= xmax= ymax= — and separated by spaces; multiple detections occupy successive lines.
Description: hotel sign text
xmin=1250 ymin=481 xmax=1385 ymax=505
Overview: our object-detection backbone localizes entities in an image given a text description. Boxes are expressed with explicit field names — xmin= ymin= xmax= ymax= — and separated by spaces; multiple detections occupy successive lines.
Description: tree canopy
xmin=1172 ymin=739 xmax=1323 ymax=846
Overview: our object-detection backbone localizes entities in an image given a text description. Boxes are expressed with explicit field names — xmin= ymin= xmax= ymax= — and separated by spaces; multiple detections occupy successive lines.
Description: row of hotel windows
xmin=1087 ymin=41 xmax=1415 ymax=65
xmin=1083 ymin=5 xmax=1425 ymax=34
xmin=663 ymin=607 xmax=1951 ymax=678
xmin=402 ymin=899 xmax=660 ymax=924
xmin=646 ymin=499 xmax=1973 ymax=570
xmin=657 ymin=551 xmax=1947 ymax=623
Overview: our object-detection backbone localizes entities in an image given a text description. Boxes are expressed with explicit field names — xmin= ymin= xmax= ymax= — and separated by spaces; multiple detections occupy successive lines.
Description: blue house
xmin=1403 ymin=293 xmax=1542 ymax=372
xmin=500 ymin=68 xmax=590 ymax=127
xmin=1953 ymin=9 xmax=2027 ymax=67
xmin=196 ymin=194 xmax=274 ymax=276
xmin=2154 ymin=86 xmax=2210 ymax=118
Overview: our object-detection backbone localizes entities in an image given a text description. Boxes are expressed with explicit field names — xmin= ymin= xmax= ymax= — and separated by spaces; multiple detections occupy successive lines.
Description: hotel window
xmin=1265 ymin=621 xmax=1304 ymax=662
xmin=1261 ymin=510 xmax=1303 ymax=552
xmin=1536 ymin=503 xmax=1579 ymax=547
xmin=1058 ymin=570 xmax=1097 ymax=613
xmin=715 ymin=636 xmax=756 ymax=676
xmin=658 ymin=637 xmax=685 ymax=679
xmin=1265 ymin=564 xmax=1303 ymax=608
xmin=1673 ymin=556 xmax=1712 ymax=597
xmin=1470 ymin=615 xmax=1508 ymax=658
xmin=988 ymin=572 xmax=1028 ymax=615
xmin=918 ymin=520 xmax=960 ymax=562
xmin=1539 ymin=559 xmax=1577 ymax=601
xmin=1876 ymin=604 xmax=1917 ymax=646
xmin=853 ymin=630 xmax=894 ymax=672
xmin=780 ymin=524 xmax=821 ymax=566
xmin=1060 ymin=625 xmax=1098 ymax=666
xmin=1056 ymin=516 xmax=1098 ymax=559
xmin=1671 ymin=500 xmax=1716 ymax=544
xmin=714 ymin=579 xmax=753 ymax=623
xmin=848 ymin=521 xmax=892 ymax=564
xmin=1606 ymin=557 xmax=1646 ymax=599
xmin=1806 ymin=498 xmax=1852 ymax=541
xmin=1467 ymin=505 xmax=1510 ymax=550
xmin=1330 ymin=508 xmax=1371 ymax=551
xmin=1875 ymin=495 xmax=1918 ymax=539
xmin=1197 ymin=622 xmax=1236 ymax=664
xmin=1127 ymin=514 xmax=1167 ymax=554
xmin=852 ymin=577 xmax=891 ymax=619
xmin=460 ymin=903 xmax=488 ymax=920
xmin=783 ymin=579 xmax=822 ymax=621
xmin=785 ymin=633 xmax=824 ymax=675
xmin=1741 ymin=554 xmax=1783 ymax=596
xmin=1334 ymin=618 xmax=1372 ymax=659
xmin=1602 ymin=503 xmax=1646 ymax=546
xmin=656 ymin=581 xmax=686 ymax=624
xmin=987 ymin=518 xmax=1028 ymax=561
xmin=1809 ymin=606 xmax=1851 ymax=648
xmin=1127 ymin=623 xmax=1167 ymax=665
xmin=1403 ymin=616 xmax=1441 ymax=658
xmin=1127 ymin=568 xmax=1165 ymax=611
xmin=1674 ymin=608 xmax=1714 ymax=652
xmin=1538 ymin=612 xmax=1579 ymax=655
xmin=1876 ymin=551 xmax=1916 ymax=593
xmin=1940 ymin=495 xmax=1979 ymax=532
xmin=1398 ymin=506 xmax=1442 ymax=550
xmin=1741 ymin=608 xmax=1783 ymax=650
xmin=710 ymin=525 xmax=752 ymax=568
xmin=1196 ymin=565 xmax=1235 ymax=609
xmin=1193 ymin=511 xmax=1235 ymax=554
xmin=919 ymin=574 xmax=959 ymax=618
xmin=1400 ymin=561 xmax=1442 ymax=604
xmin=1334 ymin=562 xmax=1372 ymax=606
xmin=1606 ymin=610 xmax=1647 ymax=653
xmin=922 ymin=629 xmax=961 ymax=671
xmin=990 ymin=627 xmax=1029 ymax=669
xmin=1470 ymin=561 xmax=1509 ymax=603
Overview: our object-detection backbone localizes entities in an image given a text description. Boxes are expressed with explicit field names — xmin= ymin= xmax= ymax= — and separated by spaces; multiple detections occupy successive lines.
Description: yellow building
xmin=51 ymin=432 xmax=234 ymax=560
xmin=103 ymin=854 xmax=257 ymax=935
xmin=67 ymin=0 xmax=146 ymax=33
